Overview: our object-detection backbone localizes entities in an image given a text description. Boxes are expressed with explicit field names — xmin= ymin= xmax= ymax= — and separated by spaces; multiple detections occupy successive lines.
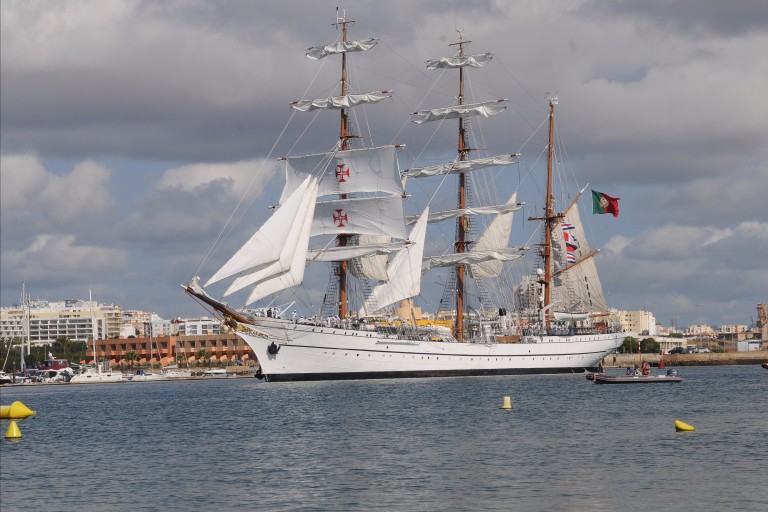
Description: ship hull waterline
xmin=237 ymin=318 xmax=625 ymax=382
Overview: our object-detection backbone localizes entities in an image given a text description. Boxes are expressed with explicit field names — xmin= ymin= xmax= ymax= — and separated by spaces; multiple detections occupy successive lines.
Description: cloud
xmin=158 ymin=158 xmax=277 ymax=195
xmin=2 ymin=234 xmax=130 ymax=286
xmin=0 ymin=154 xmax=116 ymax=247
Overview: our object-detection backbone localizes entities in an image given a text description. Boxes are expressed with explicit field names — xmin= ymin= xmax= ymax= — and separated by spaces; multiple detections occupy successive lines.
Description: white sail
xmin=206 ymin=176 xmax=316 ymax=287
xmin=312 ymin=196 xmax=407 ymax=239
xmin=281 ymin=145 xmax=404 ymax=202
xmin=407 ymin=202 xmax=522 ymax=225
xmin=551 ymin=204 xmax=608 ymax=313
xmin=422 ymin=248 xmax=523 ymax=273
xmin=243 ymin=192 xmax=316 ymax=305
xmin=360 ymin=208 xmax=429 ymax=315
xmin=291 ymin=91 xmax=391 ymax=112
xmin=470 ymin=192 xmax=520 ymax=279
xmin=307 ymin=240 xmax=404 ymax=262
xmin=425 ymin=52 xmax=493 ymax=69
xmin=411 ymin=100 xmax=507 ymax=124
xmin=349 ymin=235 xmax=392 ymax=280
xmin=306 ymin=38 xmax=378 ymax=60
xmin=404 ymin=154 xmax=520 ymax=178
xmin=224 ymin=179 xmax=318 ymax=296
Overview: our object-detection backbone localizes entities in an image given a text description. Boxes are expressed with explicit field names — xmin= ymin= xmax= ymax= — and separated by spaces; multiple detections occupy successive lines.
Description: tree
xmin=640 ymin=337 xmax=661 ymax=354
xmin=196 ymin=349 xmax=212 ymax=367
xmin=125 ymin=350 xmax=138 ymax=368
xmin=620 ymin=336 xmax=639 ymax=353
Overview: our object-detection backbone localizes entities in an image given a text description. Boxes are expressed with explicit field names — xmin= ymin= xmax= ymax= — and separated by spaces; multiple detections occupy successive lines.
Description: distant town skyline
xmin=1 ymin=1 xmax=767 ymax=327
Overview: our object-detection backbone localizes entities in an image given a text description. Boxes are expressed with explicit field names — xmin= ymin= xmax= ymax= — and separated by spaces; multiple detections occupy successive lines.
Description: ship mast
xmin=336 ymin=12 xmax=352 ymax=320
xmin=452 ymin=36 xmax=470 ymax=341
xmin=542 ymin=95 xmax=560 ymax=331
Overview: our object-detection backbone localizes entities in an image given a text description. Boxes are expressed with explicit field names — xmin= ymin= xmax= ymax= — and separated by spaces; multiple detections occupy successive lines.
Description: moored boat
xmin=185 ymin=11 xmax=632 ymax=382
xmin=590 ymin=370 xmax=683 ymax=384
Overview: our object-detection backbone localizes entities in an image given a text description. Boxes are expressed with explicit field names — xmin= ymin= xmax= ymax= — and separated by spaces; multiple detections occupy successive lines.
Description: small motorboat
xmin=762 ymin=362 xmax=768 ymax=370
xmin=590 ymin=369 xmax=683 ymax=384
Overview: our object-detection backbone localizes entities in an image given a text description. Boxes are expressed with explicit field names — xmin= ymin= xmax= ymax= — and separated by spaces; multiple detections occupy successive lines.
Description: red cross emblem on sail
xmin=333 ymin=209 xmax=348 ymax=228
xmin=336 ymin=163 xmax=351 ymax=183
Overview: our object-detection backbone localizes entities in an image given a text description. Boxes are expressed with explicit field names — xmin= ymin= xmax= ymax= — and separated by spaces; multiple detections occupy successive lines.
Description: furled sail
xmin=349 ymin=235 xmax=391 ymax=281
xmin=404 ymin=154 xmax=520 ymax=178
xmin=425 ymin=52 xmax=493 ymax=69
xmin=312 ymin=196 xmax=407 ymax=239
xmin=206 ymin=176 xmax=317 ymax=287
xmin=359 ymin=208 xmax=429 ymax=316
xmin=223 ymin=179 xmax=319 ymax=297
xmin=406 ymin=201 xmax=522 ymax=225
xmin=469 ymin=192 xmax=520 ymax=279
xmin=422 ymin=248 xmax=524 ymax=273
xmin=411 ymin=100 xmax=507 ymax=124
xmin=307 ymin=239 xmax=404 ymax=262
xmin=281 ymin=145 xmax=404 ymax=202
xmin=305 ymin=38 xmax=378 ymax=60
xmin=291 ymin=91 xmax=391 ymax=112
xmin=551 ymin=203 xmax=608 ymax=313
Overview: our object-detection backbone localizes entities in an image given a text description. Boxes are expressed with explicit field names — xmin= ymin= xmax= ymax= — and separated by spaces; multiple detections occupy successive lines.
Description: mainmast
xmin=336 ymin=12 xmax=352 ymax=320
xmin=452 ymin=36 xmax=469 ymax=342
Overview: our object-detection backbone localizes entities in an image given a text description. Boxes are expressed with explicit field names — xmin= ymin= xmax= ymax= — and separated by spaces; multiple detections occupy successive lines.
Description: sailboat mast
xmin=543 ymin=96 xmax=558 ymax=331
xmin=452 ymin=37 xmax=469 ymax=341
xmin=336 ymin=14 xmax=352 ymax=320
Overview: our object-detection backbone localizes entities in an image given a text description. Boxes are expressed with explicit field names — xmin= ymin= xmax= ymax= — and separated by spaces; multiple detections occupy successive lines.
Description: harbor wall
xmin=606 ymin=350 xmax=768 ymax=367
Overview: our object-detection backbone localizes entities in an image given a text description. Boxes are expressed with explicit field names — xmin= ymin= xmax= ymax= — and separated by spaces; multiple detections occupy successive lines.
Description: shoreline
xmin=606 ymin=350 xmax=768 ymax=367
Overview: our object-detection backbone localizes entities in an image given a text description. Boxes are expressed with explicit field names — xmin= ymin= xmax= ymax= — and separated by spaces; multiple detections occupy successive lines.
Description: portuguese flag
xmin=591 ymin=190 xmax=620 ymax=217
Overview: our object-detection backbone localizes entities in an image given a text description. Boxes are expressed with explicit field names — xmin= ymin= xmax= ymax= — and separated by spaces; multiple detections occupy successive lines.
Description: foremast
xmin=336 ymin=13 xmax=351 ymax=320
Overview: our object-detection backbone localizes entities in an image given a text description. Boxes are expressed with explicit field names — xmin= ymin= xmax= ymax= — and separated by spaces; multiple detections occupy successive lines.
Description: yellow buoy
xmin=5 ymin=420 xmax=22 ymax=440
xmin=674 ymin=419 xmax=695 ymax=432
xmin=0 ymin=401 xmax=36 ymax=419
xmin=501 ymin=396 xmax=512 ymax=410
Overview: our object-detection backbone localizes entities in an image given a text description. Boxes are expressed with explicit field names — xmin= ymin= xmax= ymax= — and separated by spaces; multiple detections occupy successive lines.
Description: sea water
xmin=1 ymin=365 xmax=766 ymax=511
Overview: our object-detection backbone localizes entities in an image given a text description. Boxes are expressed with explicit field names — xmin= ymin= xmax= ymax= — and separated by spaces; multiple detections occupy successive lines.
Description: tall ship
xmin=185 ymin=12 xmax=629 ymax=382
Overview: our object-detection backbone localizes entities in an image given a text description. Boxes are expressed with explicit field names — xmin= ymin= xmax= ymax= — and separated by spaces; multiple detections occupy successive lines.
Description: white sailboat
xmin=185 ymin=12 xmax=630 ymax=382
xmin=70 ymin=291 xmax=124 ymax=384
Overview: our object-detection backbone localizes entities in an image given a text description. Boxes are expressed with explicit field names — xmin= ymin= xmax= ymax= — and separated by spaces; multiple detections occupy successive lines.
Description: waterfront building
xmin=685 ymin=324 xmax=715 ymax=338
xmin=613 ymin=310 xmax=657 ymax=335
xmin=176 ymin=317 xmax=223 ymax=336
xmin=84 ymin=333 xmax=255 ymax=366
xmin=0 ymin=299 xmax=121 ymax=345
xmin=719 ymin=324 xmax=749 ymax=335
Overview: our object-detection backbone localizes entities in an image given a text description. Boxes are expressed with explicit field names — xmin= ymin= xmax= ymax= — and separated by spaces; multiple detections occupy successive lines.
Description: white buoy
xmin=501 ymin=396 xmax=512 ymax=410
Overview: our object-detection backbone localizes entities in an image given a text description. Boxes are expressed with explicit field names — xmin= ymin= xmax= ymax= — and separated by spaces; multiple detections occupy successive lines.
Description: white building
xmin=176 ymin=317 xmax=222 ymax=336
xmin=0 ymin=299 xmax=122 ymax=345
xmin=685 ymin=324 xmax=715 ymax=337
xmin=719 ymin=324 xmax=748 ymax=334
xmin=613 ymin=310 xmax=657 ymax=335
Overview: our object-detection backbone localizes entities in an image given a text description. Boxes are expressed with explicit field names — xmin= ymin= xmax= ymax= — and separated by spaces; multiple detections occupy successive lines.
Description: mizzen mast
xmin=541 ymin=96 xmax=561 ymax=331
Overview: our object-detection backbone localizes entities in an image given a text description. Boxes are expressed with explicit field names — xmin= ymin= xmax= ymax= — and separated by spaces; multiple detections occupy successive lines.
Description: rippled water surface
xmin=2 ymin=365 xmax=767 ymax=511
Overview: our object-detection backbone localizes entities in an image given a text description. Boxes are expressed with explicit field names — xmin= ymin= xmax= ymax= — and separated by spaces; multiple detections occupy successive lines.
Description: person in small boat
xmin=626 ymin=366 xmax=634 ymax=376
xmin=641 ymin=361 xmax=650 ymax=376
xmin=597 ymin=362 xmax=604 ymax=375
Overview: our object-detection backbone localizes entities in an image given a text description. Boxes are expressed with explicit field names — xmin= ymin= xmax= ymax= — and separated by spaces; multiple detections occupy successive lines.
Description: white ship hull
xmin=238 ymin=318 xmax=625 ymax=382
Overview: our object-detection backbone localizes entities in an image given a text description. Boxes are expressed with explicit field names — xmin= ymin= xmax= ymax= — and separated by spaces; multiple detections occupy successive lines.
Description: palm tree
xmin=195 ymin=349 xmax=212 ymax=367
xmin=125 ymin=350 xmax=138 ymax=369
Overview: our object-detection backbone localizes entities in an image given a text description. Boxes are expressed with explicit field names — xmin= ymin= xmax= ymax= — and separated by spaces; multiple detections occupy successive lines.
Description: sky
xmin=1 ymin=0 xmax=767 ymax=329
